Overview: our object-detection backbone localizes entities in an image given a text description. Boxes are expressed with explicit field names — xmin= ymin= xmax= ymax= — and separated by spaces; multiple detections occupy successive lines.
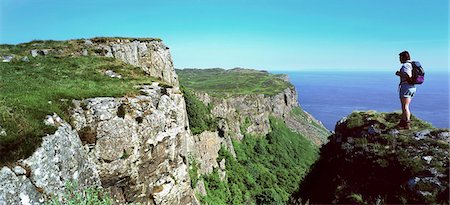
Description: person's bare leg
xmin=401 ymin=97 xmax=412 ymax=122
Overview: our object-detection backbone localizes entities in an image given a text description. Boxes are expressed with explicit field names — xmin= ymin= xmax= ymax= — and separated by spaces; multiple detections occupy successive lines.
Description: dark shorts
xmin=399 ymin=84 xmax=416 ymax=99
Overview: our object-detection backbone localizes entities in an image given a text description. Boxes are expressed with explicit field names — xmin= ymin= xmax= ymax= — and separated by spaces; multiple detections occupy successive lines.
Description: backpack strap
xmin=408 ymin=61 xmax=422 ymax=84
xmin=406 ymin=62 xmax=415 ymax=84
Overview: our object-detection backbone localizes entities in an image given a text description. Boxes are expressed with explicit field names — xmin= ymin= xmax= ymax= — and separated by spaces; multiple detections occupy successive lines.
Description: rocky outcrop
xmin=0 ymin=115 xmax=101 ymax=204
xmin=0 ymin=84 xmax=197 ymax=205
xmin=196 ymin=87 xmax=328 ymax=145
xmin=86 ymin=38 xmax=179 ymax=87
xmin=292 ymin=111 xmax=449 ymax=204
xmin=26 ymin=38 xmax=178 ymax=86
xmin=1 ymin=37 xmax=193 ymax=204
xmin=71 ymin=83 xmax=196 ymax=204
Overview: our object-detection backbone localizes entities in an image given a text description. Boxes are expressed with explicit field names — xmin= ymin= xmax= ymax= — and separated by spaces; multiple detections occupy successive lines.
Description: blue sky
xmin=0 ymin=0 xmax=448 ymax=71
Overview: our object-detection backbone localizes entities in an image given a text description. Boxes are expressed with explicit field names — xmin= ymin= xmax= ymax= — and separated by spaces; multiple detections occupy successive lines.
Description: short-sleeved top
xmin=400 ymin=60 xmax=413 ymax=85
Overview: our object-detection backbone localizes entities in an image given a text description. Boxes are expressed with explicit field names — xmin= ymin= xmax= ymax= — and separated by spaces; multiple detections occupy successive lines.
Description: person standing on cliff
xmin=395 ymin=51 xmax=416 ymax=129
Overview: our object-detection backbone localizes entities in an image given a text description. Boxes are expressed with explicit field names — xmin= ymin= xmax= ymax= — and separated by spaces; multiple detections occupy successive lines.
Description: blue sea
xmin=279 ymin=71 xmax=449 ymax=131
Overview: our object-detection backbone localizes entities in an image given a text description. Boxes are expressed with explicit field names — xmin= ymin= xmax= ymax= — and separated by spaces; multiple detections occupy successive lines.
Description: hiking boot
xmin=397 ymin=120 xmax=411 ymax=130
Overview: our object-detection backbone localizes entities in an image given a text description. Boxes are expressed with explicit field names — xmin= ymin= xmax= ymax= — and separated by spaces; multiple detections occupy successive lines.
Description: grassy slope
xmin=176 ymin=68 xmax=293 ymax=97
xmin=0 ymin=44 xmax=158 ymax=165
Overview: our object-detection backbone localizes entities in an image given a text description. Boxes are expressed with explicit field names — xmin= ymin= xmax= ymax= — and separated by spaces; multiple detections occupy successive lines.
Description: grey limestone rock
xmin=30 ymin=49 xmax=49 ymax=57
xmin=84 ymin=39 xmax=93 ymax=45
xmin=218 ymin=159 xmax=226 ymax=181
xmin=389 ymin=129 xmax=400 ymax=136
xmin=71 ymin=84 xmax=196 ymax=204
xmin=368 ymin=125 xmax=382 ymax=135
xmin=104 ymin=70 xmax=122 ymax=79
xmin=82 ymin=49 xmax=88 ymax=56
xmin=89 ymin=39 xmax=179 ymax=86
xmin=415 ymin=129 xmax=431 ymax=140
xmin=191 ymin=131 xmax=222 ymax=175
xmin=195 ymin=180 xmax=207 ymax=197
xmin=0 ymin=114 xmax=101 ymax=204
xmin=12 ymin=166 xmax=26 ymax=176
xmin=31 ymin=49 xmax=38 ymax=57
xmin=0 ymin=167 xmax=43 ymax=205
xmin=21 ymin=56 xmax=29 ymax=62
xmin=41 ymin=49 xmax=49 ymax=55
xmin=23 ymin=114 xmax=101 ymax=195
xmin=2 ymin=55 xmax=14 ymax=62
xmin=436 ymin=131 xmax=450 ymax=140
xmin=0 ymin=126 xmax=6 ymax=137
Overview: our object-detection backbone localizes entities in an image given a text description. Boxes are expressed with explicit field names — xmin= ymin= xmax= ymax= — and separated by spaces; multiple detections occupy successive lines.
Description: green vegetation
xmin=181 ymin=86 xmax=218 ymax=135
xmin=239 ymin=117 xmax=251 ymax=133
xmin=201 ymin=116 xmax=319 ymax=204
xmin=120 ymin=150 xmax=130 ymax=159
xmin=176 ymin=68 xmax=293 ymax=97
xmin=189 ymin=157 xmax=200 ymax=188
xmin=0 ymin=53 xmax=157 ymax=165
xmin=295 ymin=111 xmax=449 ymax=204
xmin=45 ymin=181 xmax=112 ymax=205
xmin=347 ymin=193 xmax=364 ymax=204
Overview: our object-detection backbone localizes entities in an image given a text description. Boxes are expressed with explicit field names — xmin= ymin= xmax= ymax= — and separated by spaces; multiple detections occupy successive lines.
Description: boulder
xmin=31 ymin=49 xmax=38 ymax=57
xmin=0 ymin=114 xmax=101 ymax=204
xmin=104 ymin=70 xmax=122 ymax=78
xmin=2 ymin=55 xmax=13 ymax=62
xmin=30 ymin=49 xmax=49 ymax=57
xmin=21 ymin=56 xmax=29 ymax=62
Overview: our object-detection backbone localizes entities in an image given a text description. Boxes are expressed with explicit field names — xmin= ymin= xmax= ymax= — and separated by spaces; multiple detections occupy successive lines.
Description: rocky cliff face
xmin=70 ymin=83 xmax=195 ymax=204
xmin=195 ymin=87 xmax=329 ymax=145
xmin=183 ymin=85 xmax=330 ymax=197
xmin=1 ymin=38 xmax=195 ymax=205
xmin=292 ymin=111 xmax=449 ymax=204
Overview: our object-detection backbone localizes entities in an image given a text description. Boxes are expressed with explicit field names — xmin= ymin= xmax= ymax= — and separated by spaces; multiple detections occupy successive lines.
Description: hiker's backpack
xmin=408 ymin=61 xmax=425 ymax=84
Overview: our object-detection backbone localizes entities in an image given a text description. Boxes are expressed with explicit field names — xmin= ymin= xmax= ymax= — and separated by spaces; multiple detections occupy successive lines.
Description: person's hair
xmin=399 ymin=51 xmax=410 ymax=60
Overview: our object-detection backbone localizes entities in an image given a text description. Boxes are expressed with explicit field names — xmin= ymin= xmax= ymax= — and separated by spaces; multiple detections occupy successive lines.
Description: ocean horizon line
xmin=271 ymin=68 xmax=449 ymax=74
xmin=177 ymin=67 xmax=449 ymax=73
